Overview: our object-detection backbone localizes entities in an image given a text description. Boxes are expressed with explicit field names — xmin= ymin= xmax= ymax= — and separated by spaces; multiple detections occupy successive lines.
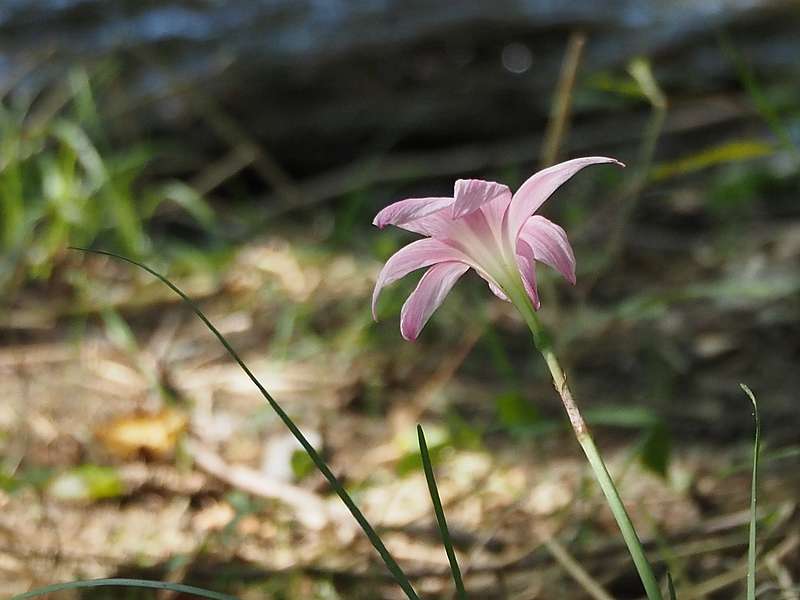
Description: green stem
xmin=511 ymin=288 xmax=663 ymax=600
xmin=578 ymin=434 xmax=662 ymax=600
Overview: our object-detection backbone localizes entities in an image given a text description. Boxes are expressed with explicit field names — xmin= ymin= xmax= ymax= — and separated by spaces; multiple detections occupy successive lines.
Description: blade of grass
xmin=418 ymin=424 xmax=467 ymax=600
xmin=71 ymin=248 xmax=420 ymax=600
xmin=740 ymin=383 xmax=760 ymax=600
xmin=667 ymin=572 xmax=677 ymax=600
xmin=13 ymin=577 xmax=237 ymax=600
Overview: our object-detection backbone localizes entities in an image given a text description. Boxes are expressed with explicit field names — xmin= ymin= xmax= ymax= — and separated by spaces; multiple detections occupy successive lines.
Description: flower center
xmin=446 ymin=209 xmax=519 ymax=292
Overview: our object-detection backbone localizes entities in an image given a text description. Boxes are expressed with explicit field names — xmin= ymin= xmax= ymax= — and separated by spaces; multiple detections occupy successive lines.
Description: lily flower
xmin=372 ymin=157 xmax=623 ymax=340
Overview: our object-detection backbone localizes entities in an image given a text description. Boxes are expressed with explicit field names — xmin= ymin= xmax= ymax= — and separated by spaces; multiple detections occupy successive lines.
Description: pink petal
xmin=479 ymin=190 xmax=514 ymax=236
xmin=486 ymin=279 xmax=510 ymax=301
xmin=507 ymin=157 xmax=624 ymax=238
xmin=518 ymin=216 xmax=576 ymax=284
xmin=400 ymin=262 xmax=469 ymax=340
xmin=452 ymin=179 xmax=511 ymax=219
xmin=515 ymin=240 xmax=541 ymax=310
xmin=373 ymin=197 xmax=454 ymax=229
xmin=400 ymin=208 xmax=456 ymax=238
xmin=471 ymin=270 xmax=510 ymax=301
xmin=372 ymin=238 xmax=468 ymax=320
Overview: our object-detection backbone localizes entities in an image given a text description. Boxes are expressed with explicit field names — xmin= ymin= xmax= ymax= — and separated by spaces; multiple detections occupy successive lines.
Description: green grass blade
xmin=13 ymin=577 xmax=237 ymax=599
xmin=740 ymin=383 xmax=760 ymax=600
xmin=667 ymin=571 xmax=677 ymax=600
xmin=418 ymin=424 xmax=467 ymax=599
xmin=72 ymin=248 xmax=420 ymax=600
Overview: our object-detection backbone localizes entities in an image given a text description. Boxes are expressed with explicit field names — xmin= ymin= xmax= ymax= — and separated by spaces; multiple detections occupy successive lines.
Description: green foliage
xmin=639 ymin=423 xmax=671 ymax=478
xmin=0 ymin=466 xmax=54 ymax=493
xmin=290 ymin=448 xmax=316 ymax=480
xmin=47 ymin=464 xmax=124 ymax=501
xmin=585 ymin=405 xmax=672 ymax=477
xmin=445 ymin=411 xmax=484 ymax=450
xmin=0 ymin=68 xmax=214 ymax=292
xmin=396 ymin=424 xmax=448 ymax=475
xmin=495 ymin=391 xmax=543 ymax=436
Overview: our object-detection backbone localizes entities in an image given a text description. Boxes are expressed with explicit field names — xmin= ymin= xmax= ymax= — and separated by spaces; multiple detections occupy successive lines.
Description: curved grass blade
xmin=13 ymin=577 xmax=237 ymax=600
xmin=667 ymin=571 xmax=677 ymax=600
xmin=740 ymin=383 xmax=760 ymax=600
xmin=418 ymin=424 xmax=467 ymax=599
xmin=71 ymin=248 xmax=420 ymax=600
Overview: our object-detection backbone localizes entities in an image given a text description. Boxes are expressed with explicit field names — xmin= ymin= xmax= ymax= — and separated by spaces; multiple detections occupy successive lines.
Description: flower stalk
xmin=509 ymin=284 xmax=663 ymax=600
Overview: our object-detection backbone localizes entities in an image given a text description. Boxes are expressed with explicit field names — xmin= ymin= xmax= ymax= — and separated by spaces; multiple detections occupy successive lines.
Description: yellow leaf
xmin=95 ymin=408 xmax=187 ymax=460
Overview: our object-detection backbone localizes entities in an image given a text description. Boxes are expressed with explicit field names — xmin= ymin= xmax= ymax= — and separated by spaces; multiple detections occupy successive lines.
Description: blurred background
xmin=1 ymin=1 xmax=799 ymax=598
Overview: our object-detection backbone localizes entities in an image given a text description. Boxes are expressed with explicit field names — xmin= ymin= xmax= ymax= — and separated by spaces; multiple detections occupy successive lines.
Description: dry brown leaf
xmin=95 ymin=408 xmax=187 ymax=460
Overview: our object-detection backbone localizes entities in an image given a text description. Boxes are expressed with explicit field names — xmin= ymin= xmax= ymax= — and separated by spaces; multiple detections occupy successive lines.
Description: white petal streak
xmin=373 ymin=196 xmax=454 ymax=229
xmin=400 ymin=262 xmax=469 ymax=340
xmin=453 ymin=179 xmax=511 ymax=219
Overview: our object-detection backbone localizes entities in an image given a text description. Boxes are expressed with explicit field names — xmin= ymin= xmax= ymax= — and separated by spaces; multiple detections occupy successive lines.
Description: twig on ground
xmin=185 ymin=438 xmax=358 ymax=537
xmin=540 ymin=32 xmax=586 ymax=169
xmin=541 ymin=537 xmax=615 ymax=600
xmin=681 ymin=533 xmax=798 ymax=600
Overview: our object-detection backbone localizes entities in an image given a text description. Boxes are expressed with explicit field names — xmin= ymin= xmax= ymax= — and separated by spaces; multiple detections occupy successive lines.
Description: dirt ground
xmin=1 ymin=236 xmax=798 ymax=599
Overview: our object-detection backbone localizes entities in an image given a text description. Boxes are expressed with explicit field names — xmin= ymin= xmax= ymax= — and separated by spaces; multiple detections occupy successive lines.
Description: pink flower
xmin=372 ymin=157 xmax=624 ymax=340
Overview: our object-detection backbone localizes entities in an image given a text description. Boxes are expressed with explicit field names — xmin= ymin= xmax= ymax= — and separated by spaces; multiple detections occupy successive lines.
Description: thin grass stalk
xmin=72 ymin=248 xmax=421 ymax=600
xmin=418 ymin=425 xmax=467 ymax=599
xmin=740 ymin=383 xmax=760 ymax=600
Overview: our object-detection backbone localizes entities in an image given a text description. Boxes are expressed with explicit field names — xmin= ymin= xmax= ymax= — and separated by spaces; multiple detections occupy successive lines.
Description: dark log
xmin=1 ymin=1 xmax=797 ymax=174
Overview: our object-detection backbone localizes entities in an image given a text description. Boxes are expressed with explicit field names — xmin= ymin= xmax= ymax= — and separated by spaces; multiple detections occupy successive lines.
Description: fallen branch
xmin=185 ymin=438 xmax=357 ymax=537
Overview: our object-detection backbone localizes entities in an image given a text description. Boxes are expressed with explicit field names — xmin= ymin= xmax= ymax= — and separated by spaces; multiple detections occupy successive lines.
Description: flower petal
xmin=399 ymin=208 xmax=456 ymax=238
xmin=400 ymin=262 xmax=469 ymax=340
xmin=486 ymin=279 xmax=510 ymax=301
xmin=515 ymin=240 xmax=541 ymax=310
xmin=373 ymin=197 xmax=454 ymax=229
xmin=507 ymin=157 xmax=624 ymax=238
xmin=518 ymin=215 xmax=576 ymax=284
xmin=453 ymin=179 xmax=511 ymax=219
xmin=372 ymin=238 xmax=468 ymax=319
xmin=469 ymin=269 xmax=510 ymax=301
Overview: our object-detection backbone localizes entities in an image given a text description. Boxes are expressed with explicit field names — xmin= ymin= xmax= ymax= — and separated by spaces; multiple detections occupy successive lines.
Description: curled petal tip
xmin=399 ymin=315 xmax=419 ymax=341
xmin=594 ymin=157 xmax=625 ymax=168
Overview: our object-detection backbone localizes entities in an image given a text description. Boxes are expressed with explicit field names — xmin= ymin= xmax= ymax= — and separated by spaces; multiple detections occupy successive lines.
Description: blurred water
xmin=1 ymin=0 xmax=797 ymax=170
xmin=0 ymin=0 xmax=789 ymax=59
